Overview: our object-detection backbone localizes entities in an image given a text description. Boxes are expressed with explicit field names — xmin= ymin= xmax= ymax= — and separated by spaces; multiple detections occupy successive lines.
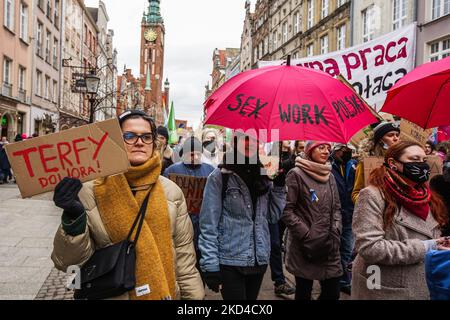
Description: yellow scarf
xmin=94 ymin=154 xmax=176 ymax=300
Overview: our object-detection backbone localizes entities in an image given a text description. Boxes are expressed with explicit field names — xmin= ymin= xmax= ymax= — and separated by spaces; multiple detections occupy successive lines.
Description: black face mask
xmin=398 ymin=161 xmax=431 ymax=184
xmin=203 ymin=141 xmax=216 ymax=154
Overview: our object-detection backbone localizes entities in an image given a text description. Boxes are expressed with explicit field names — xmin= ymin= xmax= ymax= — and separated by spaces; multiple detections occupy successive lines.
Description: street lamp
xmin=85 ymin=71 xmax=100 ymax=94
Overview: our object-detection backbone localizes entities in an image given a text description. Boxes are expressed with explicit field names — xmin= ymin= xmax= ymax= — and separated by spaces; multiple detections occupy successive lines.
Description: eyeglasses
xmin=123 ymin=132 xmax=154 ymax=145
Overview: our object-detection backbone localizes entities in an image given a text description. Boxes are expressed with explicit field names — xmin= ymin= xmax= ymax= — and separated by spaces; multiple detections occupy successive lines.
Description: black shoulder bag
xmin=73 ymin=193 xmax=151 ymax=300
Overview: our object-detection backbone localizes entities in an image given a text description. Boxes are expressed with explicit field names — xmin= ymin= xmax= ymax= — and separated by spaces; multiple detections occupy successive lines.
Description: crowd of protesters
xmin=39 ymin=111 xmax=450 ymax=300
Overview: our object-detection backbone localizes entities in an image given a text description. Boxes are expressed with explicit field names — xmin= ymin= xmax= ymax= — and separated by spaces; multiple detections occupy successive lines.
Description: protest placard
xmin=400 ymin=120 xmax=433 ymax=145
xmin=168 ymin=174 xmax=207 ymax=214
xmin=5 ymin=118 xmax=130 ymax=198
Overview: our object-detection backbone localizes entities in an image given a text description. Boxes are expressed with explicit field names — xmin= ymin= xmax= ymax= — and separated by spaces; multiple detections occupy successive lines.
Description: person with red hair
xmin=351 ymin=141 xmax=448 ymax=300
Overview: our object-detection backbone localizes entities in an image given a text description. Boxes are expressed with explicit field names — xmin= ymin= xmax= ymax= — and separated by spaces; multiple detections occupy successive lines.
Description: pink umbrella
xmin=204 ymin=65 xmax=378 ymax=143
xmin=381 ymin=56 xmax=450 ymax=129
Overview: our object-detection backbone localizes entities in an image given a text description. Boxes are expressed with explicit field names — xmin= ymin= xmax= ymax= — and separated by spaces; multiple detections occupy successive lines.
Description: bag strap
xmin=126 ymin=192 xmax=151 ymax=244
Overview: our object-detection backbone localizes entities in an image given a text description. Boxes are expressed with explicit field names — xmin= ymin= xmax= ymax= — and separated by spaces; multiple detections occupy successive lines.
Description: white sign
xmin=259 ymin=24 xmax=416 ymax=112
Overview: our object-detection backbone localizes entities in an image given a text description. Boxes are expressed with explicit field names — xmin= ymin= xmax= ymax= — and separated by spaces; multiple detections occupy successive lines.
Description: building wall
xmin=60 ymin=0 xmax=85 ymax=129
xmin=240 ymin=1 xmax=254 ymax=71
xmin=299 ymin=0 xmax=351 ymax=58
xmin=416 ymin=0 xmax=450 ymax=65
xmin=0 ymin=0 xmax=33 ymax=140
xmin=31 ymin=0 xmax=62 ymax=136
xmin=252 ymin=0 xmax=271 ymax=67
xmin=352 ymin=0 xmax=416 ymax=46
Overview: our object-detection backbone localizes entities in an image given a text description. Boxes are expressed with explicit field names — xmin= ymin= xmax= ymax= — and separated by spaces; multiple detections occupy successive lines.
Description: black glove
xmin=203 ymin=271 xmax=222 ymax=293
xmin=53 ymin=177 xmax=85 ymax=219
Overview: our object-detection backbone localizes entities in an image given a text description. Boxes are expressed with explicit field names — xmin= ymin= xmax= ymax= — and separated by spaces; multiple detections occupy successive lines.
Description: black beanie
xmin=156 ymin=126 xmax=169 ymax=141
xmin=373 ymin=122 xmax=400 ymax=145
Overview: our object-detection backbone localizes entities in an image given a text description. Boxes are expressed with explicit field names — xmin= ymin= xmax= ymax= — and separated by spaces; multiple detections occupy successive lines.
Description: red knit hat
xmin=304 ymin=141 xmax=332 ymax=157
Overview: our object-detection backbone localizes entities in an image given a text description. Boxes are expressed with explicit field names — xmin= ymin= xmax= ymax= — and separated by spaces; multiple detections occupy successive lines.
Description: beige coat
xmin=51 ymin=176 xmax=204 ymax=300
xmin=351 ymin=186 xmax=441 ymax=300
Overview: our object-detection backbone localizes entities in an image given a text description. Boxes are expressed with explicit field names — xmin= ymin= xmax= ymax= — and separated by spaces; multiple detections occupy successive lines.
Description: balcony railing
xmin=2 ymin=83 xmax=13 ymax=97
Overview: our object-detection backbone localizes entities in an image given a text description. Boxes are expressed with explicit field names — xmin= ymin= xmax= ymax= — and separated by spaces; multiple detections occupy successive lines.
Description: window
xmin=293 ymin=12 xmax=300 ymax=35
xmin=46 ymin=31 xmax=51 ymax=62
xmin=307 ymin=0 xmax=314 ymax=29
xmin=307 ymin=43 xmax=314 ymax=57
xmin=52 ymin=80 xmax=57 ymax=102
xmin=320 ymin=35 xmax=329 ymax=54
xmin=337 ymin=0 xmax=347 ymax=7
xmin=273 ymin=31 xmax=278 ymax=49
xmin=264 ymin=37 xmax=269 ymax=55
xmin=322 ymin=0 xmax=329 ymax=19
xmin=4 ymin=0 xmax=15 ymax=31
xmin=432 ymin=0 xmax=450 ymax=20
xmin=54 ymin=0 xmax=60 ymax=26
xmin=20 ymin=3 xmax=28 ymax=41
xmin=37 ymin=22 xmax=43 ymax=56
xmin=18 ymin=66 xmax=26 ymax=90
xmin=45 ymin=76 xmax=50 ymax=99
xmin=282 ymin=22 xmax=288 ymax=43
xmin=53 ymin=38 xmax=58 ymax=67
xmin=362 ymin=5 xmax=375 ymax=43
xmin=337 ymin=24 xmax=346 ymax=50
xmin=430 ymin=38 xmax=450 ymax=61
xmin=3 ymin=57 xmax=12 ymax=84
xmin=393 ymin=0 xmax=408 ymax=30
xmin=36 ymin=70 xmax=42 ymax=96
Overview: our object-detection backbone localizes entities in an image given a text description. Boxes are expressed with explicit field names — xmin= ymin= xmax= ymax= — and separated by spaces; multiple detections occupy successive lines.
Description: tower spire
xmin=147 ymin=0 xmax=163 ymax=24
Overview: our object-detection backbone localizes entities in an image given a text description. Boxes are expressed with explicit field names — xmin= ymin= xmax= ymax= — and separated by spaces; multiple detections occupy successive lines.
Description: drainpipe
xmin=350 ymin=0 xmax=354 ymax=47
xmin=29 ymin=0 xmax=37 ymax=136
xmin=56 ymin=0 xmax=65 ymax=132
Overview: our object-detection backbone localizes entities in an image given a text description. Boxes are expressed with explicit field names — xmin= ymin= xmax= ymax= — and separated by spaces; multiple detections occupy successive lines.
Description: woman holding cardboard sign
xmin=352 ymin=141 xmax=448 ymax=300
xmin=51 ymin=110 xmax=203 ymax=300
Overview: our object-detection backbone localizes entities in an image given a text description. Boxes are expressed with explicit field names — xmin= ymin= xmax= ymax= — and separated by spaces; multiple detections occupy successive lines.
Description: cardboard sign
xmin=428 ymin=156 xmax=443 ymax=178
xmin=350 ymin=125 xmax=373 ymax=148
xmin=363 ymin=156 xmax=443 ymax=187
xmin=400 ymin=120 xmax=433 ymax=145
xmin=5 ymin=118 xmax=130 ymax=198
xmin=363 ymin=157 xmax=385 ymax=187
xmin=168 ymin=174 xmax=207 ymax=215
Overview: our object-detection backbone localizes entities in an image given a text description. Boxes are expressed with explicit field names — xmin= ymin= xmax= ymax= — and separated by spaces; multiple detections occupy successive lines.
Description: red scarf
xmin=384 ymin=168 xmax=431 ymax=221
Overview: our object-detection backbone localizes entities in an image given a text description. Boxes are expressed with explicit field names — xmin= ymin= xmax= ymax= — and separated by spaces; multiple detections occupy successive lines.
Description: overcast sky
xmin=84 ymin=0 xmax=250 ymax=128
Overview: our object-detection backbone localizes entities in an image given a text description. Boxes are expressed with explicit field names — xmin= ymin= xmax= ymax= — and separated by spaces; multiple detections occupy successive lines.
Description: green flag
xmin=168 ymin=101 xmax=178 ymax=145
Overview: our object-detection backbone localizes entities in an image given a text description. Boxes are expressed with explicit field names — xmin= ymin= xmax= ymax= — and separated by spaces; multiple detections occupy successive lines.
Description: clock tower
xmin=140 ymin=0 xmax=165 ymax=125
